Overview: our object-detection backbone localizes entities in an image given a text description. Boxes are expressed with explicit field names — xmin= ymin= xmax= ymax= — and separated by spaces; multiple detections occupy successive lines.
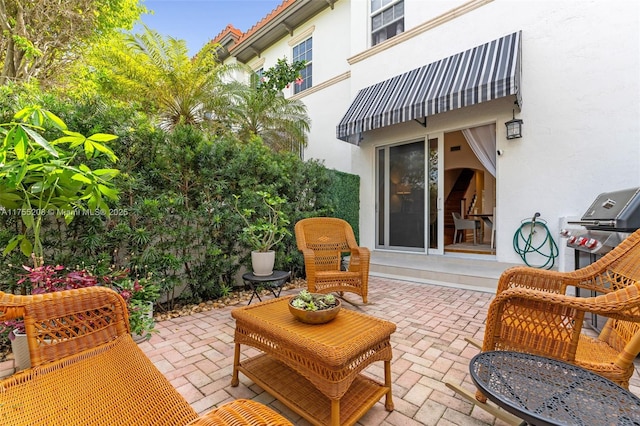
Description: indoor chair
xmin=295 ymin=217 xmax=370 ymax=304
xmin=452 ymin=212 xmax=481 ymax=245
xmin=447 ymin=228 xmax=640 ymax=424
xmin=0 ymin=286 xmax=292 ymax=425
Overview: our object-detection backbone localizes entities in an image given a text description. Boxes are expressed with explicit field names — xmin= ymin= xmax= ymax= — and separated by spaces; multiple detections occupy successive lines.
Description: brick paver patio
xmin=140 ymin=276 xmax=640 ymax=425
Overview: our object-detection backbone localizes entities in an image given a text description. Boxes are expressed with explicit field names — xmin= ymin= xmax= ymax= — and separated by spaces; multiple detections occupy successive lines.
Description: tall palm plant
xmin=82 ymin=29 xmax=310 ymax=153
xmin=125 ymin=27 xmax=228 ymax=131
xmin=86 ymin=26 xmax=228 ymax=131
xmin=222 ymin=74 xmax=310 ymax=153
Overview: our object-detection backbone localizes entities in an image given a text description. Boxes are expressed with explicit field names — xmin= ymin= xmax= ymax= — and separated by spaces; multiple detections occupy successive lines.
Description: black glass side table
xmin=242 ymin=270 xmax=291 ymax=305
xmin=470 ymin=351 xmax=640 ymax=426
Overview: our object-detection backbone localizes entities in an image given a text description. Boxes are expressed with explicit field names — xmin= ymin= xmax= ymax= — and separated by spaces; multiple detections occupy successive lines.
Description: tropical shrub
xmin=0 ymin=86 xmax=354 ymax=308
xmin=0 ymin=105 xmax=120 ymax=266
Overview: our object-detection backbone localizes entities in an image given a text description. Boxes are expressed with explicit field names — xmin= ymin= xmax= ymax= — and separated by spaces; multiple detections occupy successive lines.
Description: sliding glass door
xmin=376 ymin=137 xmax=442 ymax=252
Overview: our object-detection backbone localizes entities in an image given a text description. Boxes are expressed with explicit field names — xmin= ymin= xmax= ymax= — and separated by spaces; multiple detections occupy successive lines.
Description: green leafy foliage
xmin=233 ymin=191 xmax=290 ymax=252
xmin=0 ymin=105 xmax=120 ymax=264
xmin=326 ymin=169 xmax=361 ymax=242
xmin=0 ymin=79 xmax=359 ymax=308
xmin=0 ymin=0 xmax=145 ymax=85
xmin=258 ymin=58 xmax=307 ymax=94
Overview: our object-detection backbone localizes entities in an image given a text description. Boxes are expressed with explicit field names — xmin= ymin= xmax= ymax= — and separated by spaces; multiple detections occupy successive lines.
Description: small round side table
xmin=242 ymin=270 xmax=291 ymax=305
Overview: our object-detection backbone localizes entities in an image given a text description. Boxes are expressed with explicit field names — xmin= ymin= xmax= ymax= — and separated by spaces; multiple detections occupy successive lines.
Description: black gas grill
xmin=561 ymin=187 xmax=640 ymax=332
xmin=562 ymin=187 xmax=640 ymax=255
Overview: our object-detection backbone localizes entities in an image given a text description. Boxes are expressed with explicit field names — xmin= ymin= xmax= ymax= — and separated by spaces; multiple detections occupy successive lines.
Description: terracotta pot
xmin=251 ymin=250 xmax=275 ymax=276
xmin=288 ymin=298 xmax=342 ymax=324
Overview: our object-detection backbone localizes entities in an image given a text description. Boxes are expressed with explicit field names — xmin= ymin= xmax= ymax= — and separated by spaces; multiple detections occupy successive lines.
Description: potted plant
xmin=233 ymin=190 xmax=290 ymax=276
xmin=288 ymin=290 xmax=341 ymax=324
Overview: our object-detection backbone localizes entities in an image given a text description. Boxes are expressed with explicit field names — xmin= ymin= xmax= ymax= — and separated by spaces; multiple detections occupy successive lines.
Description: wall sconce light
xmin=505 ymin=110 xmax=523 ymax=139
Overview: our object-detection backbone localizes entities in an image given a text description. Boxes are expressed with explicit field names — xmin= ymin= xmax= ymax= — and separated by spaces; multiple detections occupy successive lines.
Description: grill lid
xmin=581 ymin=187 xmax=640 ymax=231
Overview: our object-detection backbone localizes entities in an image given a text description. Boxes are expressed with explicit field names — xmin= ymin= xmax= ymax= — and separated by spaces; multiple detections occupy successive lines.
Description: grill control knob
xmin=568 ymin=236 xmax=577 ymax=244
xmin=577 ymin=237 xmax=587 ymax=246
xmin=560 ymin=229 xmax=571 ymax=237
xmin=586 ymin=238 xmax=599 ymax=249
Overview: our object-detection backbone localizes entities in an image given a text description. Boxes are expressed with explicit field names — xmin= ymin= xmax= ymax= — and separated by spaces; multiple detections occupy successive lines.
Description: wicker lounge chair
xmin=295 ymin=217 xmax=370 ymax=303
xmin=447 ymin=228 xmax=640 ymax=424
xmin=0 ymin=286 xmax=292 ymax=425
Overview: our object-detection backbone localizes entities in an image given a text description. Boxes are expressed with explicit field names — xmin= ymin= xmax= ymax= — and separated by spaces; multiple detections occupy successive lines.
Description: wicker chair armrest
xmin=482 ymin=286 xmax=585 ymax=359
xmin=300 ymin=247 xmax=317 ymax=267
xmin=347 ymin=246 xmax=370 ymax=273
xmin=188 ymin=399 xmax=292 ymax=425
xmin=300 ymin=247 xmax=316 ymax=257
xmin=497 ymin=266 xmax=585 ymax=294
xmin=484 ymin=281 xmax=640 ymax=361
xmin=495 ymin=282 xmax=640 ymax=321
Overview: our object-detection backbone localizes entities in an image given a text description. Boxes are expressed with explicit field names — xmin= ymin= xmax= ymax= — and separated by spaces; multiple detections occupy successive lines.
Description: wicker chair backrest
xmin=295 ymin=217 xmax=357 ymax=272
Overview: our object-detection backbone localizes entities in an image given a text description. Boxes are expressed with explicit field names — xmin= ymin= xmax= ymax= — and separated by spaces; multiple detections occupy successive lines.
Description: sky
xmin=138 ymin=0 xmax=283 ymax=56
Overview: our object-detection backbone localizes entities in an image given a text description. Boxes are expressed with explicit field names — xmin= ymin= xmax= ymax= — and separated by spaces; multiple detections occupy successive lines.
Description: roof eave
xmin=231 ymin=0 xmax=336 ymax=64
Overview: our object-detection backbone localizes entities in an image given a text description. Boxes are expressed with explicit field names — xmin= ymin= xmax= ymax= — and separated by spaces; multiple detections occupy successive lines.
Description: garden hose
xmin=513 ymin=212 xmax=559 ymax=270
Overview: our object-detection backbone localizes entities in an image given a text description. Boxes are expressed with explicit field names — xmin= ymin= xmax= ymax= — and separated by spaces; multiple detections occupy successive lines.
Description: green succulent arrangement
xmin=290 ymin=290 xmax=338 ymax=311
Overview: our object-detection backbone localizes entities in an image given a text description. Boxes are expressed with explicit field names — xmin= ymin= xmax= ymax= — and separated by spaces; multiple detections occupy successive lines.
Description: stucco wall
xmin=220 ymin=0 xmax=639 ymax=267
xmin=344 ymin=0 xmax=639 ymax=264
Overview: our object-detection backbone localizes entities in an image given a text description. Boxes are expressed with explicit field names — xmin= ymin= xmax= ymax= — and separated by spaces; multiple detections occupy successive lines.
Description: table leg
xmin=330 ymin=399 xmax=340 ymax=426
xmin=270 ymin=279 xmax=286 ymax=298
xmin=384 ymin=360 xmax=394 ymax=411
xmin=231 ymin=343 xmax=240 ymax=386
xmin=267 ymin=284 xmax=279 ymax=299
xmin=246 ymin=282 xmax=261 ymax=305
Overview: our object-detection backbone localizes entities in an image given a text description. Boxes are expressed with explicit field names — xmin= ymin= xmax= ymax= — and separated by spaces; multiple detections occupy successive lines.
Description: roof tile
xmin=211 ymin=24 xmax=243 ymax=44
xmin=232 ymin=0 xmax=296 ymax=48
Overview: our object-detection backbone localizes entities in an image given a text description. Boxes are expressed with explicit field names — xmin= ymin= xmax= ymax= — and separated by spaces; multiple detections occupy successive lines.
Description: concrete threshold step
xmin=369 ymin=251 xmax=520 ymax=293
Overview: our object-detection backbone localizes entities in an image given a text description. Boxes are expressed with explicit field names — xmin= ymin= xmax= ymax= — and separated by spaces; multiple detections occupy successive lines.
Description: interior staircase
xmin=444 ymin=168 xmax=475 ymax=245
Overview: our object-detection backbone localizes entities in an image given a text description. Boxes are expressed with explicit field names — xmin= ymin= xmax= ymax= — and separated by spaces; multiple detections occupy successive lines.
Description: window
xmin=371 ymin=0 xmax=404 ymax=46
xmin=293 ymin=37 xmax=312 ymax=94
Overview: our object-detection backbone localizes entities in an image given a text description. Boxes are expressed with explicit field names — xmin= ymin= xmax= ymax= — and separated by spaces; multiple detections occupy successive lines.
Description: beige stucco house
xmin=212 ymin=0 xmax=640 ymax=292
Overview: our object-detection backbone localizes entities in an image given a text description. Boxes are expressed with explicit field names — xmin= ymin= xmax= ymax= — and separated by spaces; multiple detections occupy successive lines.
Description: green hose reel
xmin=513 ymin=213 xmax=559 ymax=270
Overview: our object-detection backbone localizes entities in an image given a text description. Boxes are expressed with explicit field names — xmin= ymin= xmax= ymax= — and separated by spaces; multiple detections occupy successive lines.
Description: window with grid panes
xmin=293 ymin=37 xmax=312 ymax=94
xmin=371 ymin=0 xmax=404 ymax=46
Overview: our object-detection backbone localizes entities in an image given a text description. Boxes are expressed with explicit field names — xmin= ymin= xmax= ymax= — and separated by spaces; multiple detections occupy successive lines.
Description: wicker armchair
xmin=481 ymin=228 xmax=640 ymax=390
xmin=446 ymin=229 xmax=640 ymax=424
xmin=295 ymin=217 xmax=370 ymax=303
xmin=0 ymin=287 xmax=292 ymax=425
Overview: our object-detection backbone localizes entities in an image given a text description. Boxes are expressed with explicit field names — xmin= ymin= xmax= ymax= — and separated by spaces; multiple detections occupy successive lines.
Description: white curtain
xmin=462 ymin=124 xmax=496 ymax=177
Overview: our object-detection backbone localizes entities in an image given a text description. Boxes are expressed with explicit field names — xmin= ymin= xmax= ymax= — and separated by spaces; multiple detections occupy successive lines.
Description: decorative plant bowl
xmin=288 ymin=292 xmax=341 ymax=325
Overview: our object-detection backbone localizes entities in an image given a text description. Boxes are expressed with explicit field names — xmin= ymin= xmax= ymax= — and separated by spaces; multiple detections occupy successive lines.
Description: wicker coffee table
xmin=231 ymin=296 xmax=396 ymax=426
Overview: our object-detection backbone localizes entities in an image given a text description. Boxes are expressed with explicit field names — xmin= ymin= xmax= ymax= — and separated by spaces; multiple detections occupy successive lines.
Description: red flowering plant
xmin=1 ymin=265 xmax=100 ymax=339
xmin=24 ymin=264 xmax=99 ymax=295
xmin=0 ymin=264 xmax=160 ymax=341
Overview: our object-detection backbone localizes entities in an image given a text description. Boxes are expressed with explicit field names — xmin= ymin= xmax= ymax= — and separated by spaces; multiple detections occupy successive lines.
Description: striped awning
xmin=336 ymin=31 xmax=522 ymax=144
